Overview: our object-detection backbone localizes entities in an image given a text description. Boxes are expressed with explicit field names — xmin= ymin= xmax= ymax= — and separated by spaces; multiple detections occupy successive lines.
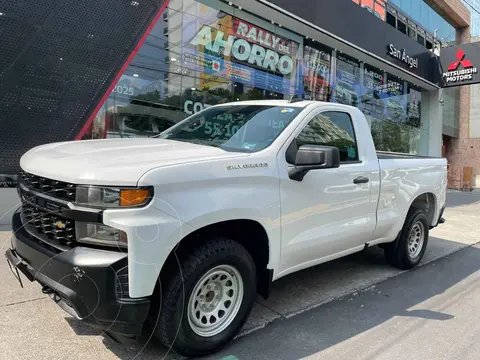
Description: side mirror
xmin=288 ymin=145 xmax=340 ymax=181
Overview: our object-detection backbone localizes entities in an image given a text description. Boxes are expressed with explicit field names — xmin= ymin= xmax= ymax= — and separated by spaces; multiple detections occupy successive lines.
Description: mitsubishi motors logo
xmin=443 ymin=49 xmax=477 ymax=84
xmin=448 ymin=49 xmax=473 ymax=71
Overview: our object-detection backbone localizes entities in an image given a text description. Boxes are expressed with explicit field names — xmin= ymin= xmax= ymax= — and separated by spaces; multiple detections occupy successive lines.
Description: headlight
xmin=76 ymin=222 xmax=128 ymax=249
xmin=75 ymin=186 xmax=153 ymax=208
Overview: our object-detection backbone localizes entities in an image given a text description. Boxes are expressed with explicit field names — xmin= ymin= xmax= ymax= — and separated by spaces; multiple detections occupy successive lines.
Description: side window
xmin=295 ymin=111 xmax=359 ymax=162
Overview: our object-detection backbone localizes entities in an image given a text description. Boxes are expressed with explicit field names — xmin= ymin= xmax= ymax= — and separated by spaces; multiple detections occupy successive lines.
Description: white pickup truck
xmin=6 ymin=100 xmax=446 ymax=357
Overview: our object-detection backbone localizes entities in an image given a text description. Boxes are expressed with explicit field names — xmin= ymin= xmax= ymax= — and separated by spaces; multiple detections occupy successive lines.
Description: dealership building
xmin=0 ymin=0 xmax=478 ymax=223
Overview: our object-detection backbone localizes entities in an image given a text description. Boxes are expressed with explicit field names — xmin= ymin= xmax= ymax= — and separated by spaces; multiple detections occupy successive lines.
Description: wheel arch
xmin=408 ymin=192 xmax=437 ymax=226
xmin=160 ymin=219 xmax=273 ymax=299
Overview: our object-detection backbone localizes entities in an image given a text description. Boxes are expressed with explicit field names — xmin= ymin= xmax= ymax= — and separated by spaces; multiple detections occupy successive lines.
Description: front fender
xmin=123 ymin=157 xmax=282 ymax=297
xmin=103 ymin=202 xmax=195 ymax=298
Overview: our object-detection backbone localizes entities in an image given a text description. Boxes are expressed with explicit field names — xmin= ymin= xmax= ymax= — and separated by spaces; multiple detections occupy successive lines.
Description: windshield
xmin=156 ymin=105 xmax=304 ymax=152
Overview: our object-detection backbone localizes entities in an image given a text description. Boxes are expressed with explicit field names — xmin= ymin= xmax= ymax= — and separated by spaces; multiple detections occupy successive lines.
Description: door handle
xmin=353 ymin=176 xmax=369 ymax=184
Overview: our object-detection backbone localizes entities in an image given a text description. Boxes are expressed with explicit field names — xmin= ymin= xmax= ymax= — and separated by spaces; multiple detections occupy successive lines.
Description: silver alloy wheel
xmin=408 ymin=221 xmax=425 ymax=259
xmin=187 ymin=264 xmax=244 ymax=337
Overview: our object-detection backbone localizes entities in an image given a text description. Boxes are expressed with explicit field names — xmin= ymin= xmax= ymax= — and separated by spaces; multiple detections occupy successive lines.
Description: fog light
xmin=76 ymin=222 xmax=127 ymax=249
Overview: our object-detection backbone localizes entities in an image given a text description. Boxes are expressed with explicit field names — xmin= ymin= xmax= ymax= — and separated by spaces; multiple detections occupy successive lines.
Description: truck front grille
xmin=20 ymin=171 xmax=76 ymax=202
xmin=21 ymin=201 xmax=76 ymax=248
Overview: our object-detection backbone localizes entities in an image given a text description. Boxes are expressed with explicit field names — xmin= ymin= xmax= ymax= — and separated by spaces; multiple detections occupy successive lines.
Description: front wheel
xmin=151 ymin=238 xmax=257 ymax=357
xmin=384 ymin=209 xmax=429 ymax=270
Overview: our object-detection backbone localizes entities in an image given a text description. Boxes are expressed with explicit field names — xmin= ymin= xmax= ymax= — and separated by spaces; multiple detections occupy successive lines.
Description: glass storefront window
xmin=302 ymin=41 xmax=333 ymax=102
xmin=379 ymin=74 xmax=408 ymax=153
xmin=362 ymin=64 xmax=386 ymax=126
xmin=85 ymin=0 xmax=304 ymax=140
xmin=406 ymin=84 xmax=421 ymax=128
xmin=86 ymin=0 xmax=430 ymax=157
xmin=372 ymin=74 xmax=426 ymax=155
xmin=335 ymin=53 xmax=360 ymax=107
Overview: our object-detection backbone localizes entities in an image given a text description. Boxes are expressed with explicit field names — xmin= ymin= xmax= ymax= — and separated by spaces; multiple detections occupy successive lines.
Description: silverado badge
xmin=226 ymin=163 xmax=268 ymax=170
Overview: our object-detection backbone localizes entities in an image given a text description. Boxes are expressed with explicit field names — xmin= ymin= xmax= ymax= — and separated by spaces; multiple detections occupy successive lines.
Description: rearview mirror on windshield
xmin=288 ymin=145 xmax=340 ymax=181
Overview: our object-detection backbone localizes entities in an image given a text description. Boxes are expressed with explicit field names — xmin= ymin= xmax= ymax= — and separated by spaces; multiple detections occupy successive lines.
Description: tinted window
xmin=295 ymin=111 xmax=358 ymax=162
xmin=386 ymin=12 xmax=396 ymax=28
xmin=408 ymin=25 xmax=416 ymax=40
xmin=417 ymin=34 xmax=425 ymax=46
xmin=157 ymin=105 xmax=303 ymax=152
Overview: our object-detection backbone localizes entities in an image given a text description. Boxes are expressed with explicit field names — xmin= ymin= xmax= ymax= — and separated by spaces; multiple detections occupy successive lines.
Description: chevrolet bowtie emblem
xmin=55 ymin=221 xmax=66 ymax=229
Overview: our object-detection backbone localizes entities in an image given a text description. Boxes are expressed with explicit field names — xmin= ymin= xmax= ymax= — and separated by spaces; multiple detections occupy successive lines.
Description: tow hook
xmin=41 ymin=286 xmax=54 ymax=295
xmin=41 ymin=286 xmax=62 ymax=303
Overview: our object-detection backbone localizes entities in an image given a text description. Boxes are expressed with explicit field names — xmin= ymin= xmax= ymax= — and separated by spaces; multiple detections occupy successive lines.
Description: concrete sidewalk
xmin=1 ymin=191 xmax=479 ymax=359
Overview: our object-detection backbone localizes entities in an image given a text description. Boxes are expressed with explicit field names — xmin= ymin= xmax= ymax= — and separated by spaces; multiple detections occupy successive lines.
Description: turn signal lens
xmin=76 ymin=186 xmax=153 ymax=208
xmin=120 ymin=189 xmax=151 ymax=207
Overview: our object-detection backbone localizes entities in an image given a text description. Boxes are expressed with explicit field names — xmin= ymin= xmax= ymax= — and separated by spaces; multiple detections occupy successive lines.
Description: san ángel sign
xmin=388 ymin=44 xmax=418 ymax=69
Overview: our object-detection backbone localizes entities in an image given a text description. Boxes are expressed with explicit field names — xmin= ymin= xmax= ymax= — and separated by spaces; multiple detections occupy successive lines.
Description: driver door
xmin=278 ymin=108 xmax=374 ymax=275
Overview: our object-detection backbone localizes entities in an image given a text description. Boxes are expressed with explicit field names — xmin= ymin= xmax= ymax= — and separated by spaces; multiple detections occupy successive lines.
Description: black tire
xmin=384 ymin=208 xmax=429 ymax=270
xmin=151 ymin=238 xmax=257 ymax=357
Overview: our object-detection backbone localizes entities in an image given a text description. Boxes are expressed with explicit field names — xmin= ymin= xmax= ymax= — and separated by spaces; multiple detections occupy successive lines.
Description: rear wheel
xmin=384 ymin=209 xmax=429 ymax=270
xmin=151 ymin=238 xmax=256 ymax=357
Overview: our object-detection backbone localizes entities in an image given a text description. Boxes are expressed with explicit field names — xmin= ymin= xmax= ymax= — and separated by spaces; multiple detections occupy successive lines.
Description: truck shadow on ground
xmin=64 ymin=237 xmax=480 ymax=360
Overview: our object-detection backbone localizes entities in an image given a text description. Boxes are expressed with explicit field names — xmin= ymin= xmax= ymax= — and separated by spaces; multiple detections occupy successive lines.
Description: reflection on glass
xmin=406 ymin=85 xmax=421 ymax=128
xmin=157 ymin=104 xmax=303 ymax=152
xmin=296 ymin=112 xmax=359 ymax=162
xmin=302 ymin=42 xmax=332 ymax=101
xmin=388 ymin=0 xmax=455 ymax=42
xmin=362 ymin=65 xmax=385 ymax=120
xmin=382 ymin=75 xmax=406 ymax=124
xmin=335 ymin=54 xmax=360 ymax=107
xmin=86 ymin=0 xmax=431 ymax=157
xmin=87 ymin=1 xmax=304 ymax=141
xmin=372 ymin=77 xmax=424 ymax=155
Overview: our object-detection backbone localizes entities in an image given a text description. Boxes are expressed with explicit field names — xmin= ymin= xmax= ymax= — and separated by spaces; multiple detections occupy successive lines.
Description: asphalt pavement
xmin=0 ymin=190 xmax=479 ymax=359
xmin=204 ymin=243 xmax=480 ymax=360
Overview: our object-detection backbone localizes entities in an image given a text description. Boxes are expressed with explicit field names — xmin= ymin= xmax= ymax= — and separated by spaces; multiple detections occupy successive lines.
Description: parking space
xmin=1 ymin=191 xmax=479 ymax=359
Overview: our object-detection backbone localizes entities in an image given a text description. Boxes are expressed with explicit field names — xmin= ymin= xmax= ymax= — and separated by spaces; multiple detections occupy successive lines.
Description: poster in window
xmin=383 ymin=75 xmax=406 ymax=122
xmin=335 ymin=54 xmax=360 ymax=107
xmin=362 ymin=65 xmax=385 ymax=119
xmin=406 ymin=85 xmax=421 ymax=127
xmin=302 ymin=45 xmax=332 ymax=101
xmin=182 ymin=13 xmax=302 ymax=95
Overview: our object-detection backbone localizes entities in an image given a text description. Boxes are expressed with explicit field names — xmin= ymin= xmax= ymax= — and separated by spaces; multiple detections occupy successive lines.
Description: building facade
xmin=354 ymin=0 xmax=477 ymax=189
xmin=0 ymin=0 xmax=474 ymax=223
xmin=462 ymin=0 xmax=480 ymax=36
xmin=80 ymin=0 xmax=445 ymax=158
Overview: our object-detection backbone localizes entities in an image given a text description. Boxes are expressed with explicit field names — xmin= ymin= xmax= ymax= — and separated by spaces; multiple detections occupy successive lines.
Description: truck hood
xmin=20 ymin=138 xmax=248 ymax=186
